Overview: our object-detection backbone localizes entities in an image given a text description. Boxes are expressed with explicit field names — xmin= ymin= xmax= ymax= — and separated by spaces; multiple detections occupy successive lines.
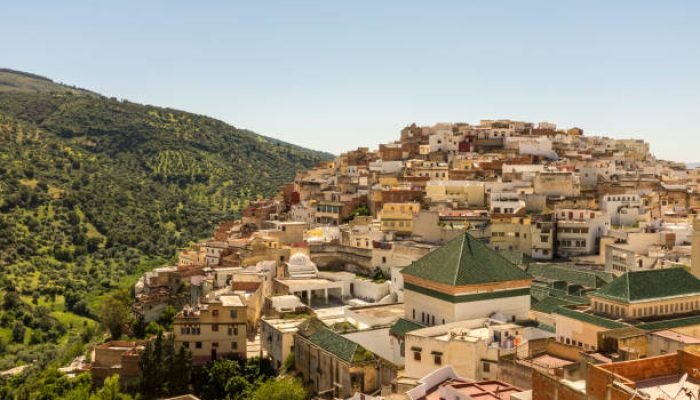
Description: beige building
xmin=590 ymin=268 xmax=700 ymax=320
xmin=488 ymin=214 xmax=554 ymax=260
xmin=553 ymin=307 xmax=627 ymax=351
xmin=173 ymin=294 xmax=247 ymax=364
xmin=403 ymin=319 xmax=538 ymax=381
xmin=91 ymin=341 xmax=143 ymax=388
xmin=260 ymin=317 xmax=306 ymax=372
xmin=533 ymin=172 xmax=580 ymax=198
xmin=401 ymin=234 xmax=532 ymax=326
xmin=425 ymin=180 xmax=486 ymax=206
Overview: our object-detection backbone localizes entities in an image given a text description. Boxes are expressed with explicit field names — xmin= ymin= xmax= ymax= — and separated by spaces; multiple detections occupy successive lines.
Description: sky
xmin=2 ymin=1 xmax=699 ymax=161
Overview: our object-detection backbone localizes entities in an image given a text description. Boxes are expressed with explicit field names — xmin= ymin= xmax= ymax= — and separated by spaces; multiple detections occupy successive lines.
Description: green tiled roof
xmin=531 ymin=285 xmax=552 ymax=302
xmin=389 ymin=318 xmax=424 ymax=338
xmin=593 ymin=271 xmax=615 ymax=284
xmin=526 ymin=263 xmax=608 ymax=289
xmin=531 ymin=284 xmax=589 ymax=304
xmin=593 ymin=268 xmax=700 ymax=304
xmin=401 ymin=234 xmax=530 ymax=286
xmin=554 ymin=307 xmax=628 ymax=330
xmin=637 ymin=315 xmax=700 ymax=331
xmin=531 ymin=296 xmax=587 ymax=314
xmin=308 ymin=327 xmax=375 ymax=363
xmin=495 ymin=248 xmax=523 ymax=265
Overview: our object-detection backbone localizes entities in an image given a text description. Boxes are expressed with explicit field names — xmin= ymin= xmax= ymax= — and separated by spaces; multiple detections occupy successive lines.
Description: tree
xmin=139 ymin=332 xmax=191 ymax=399
xmin=11 ymin=321 xmax=26 ymax=343
xmin=169 ymin=345 xmax=192 ymax=395
xmin=351 ymin=203 xmax=370 ymax=218
xmin=92 ymin=375 xmax=133 ymax=400
xmin=193 ymin=357 xmax=275 ymax=400
xmin=251 ymin=377 xmax=306 ymax=400
xmin=87 ymin=237 xmax=102 ymax=253
xmin=158 ymin=305 xmax=177 ymax=329
xmin=145 ymin=321 xmax=164 ymax=336
xmin=98 ymin=289 xmax=133 ymax=339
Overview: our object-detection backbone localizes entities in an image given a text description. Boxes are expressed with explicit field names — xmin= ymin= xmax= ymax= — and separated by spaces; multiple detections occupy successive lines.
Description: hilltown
xmin=90 ymin=120 xmax=700 ymax=399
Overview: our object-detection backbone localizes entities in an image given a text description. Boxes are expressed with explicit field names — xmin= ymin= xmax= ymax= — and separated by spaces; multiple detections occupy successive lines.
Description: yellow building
xmin=380 ymin=202 xmax=420 ymax=235
xmin=173 ymin=295 xmax=248 ymax=364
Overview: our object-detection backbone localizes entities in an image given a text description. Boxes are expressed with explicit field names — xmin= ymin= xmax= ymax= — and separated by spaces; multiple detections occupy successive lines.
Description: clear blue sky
xmin=3 ymin=1 xmax=698 ymax=161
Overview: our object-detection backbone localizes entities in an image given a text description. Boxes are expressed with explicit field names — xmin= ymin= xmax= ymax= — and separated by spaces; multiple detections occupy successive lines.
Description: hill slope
xmin=0 ymin=70 xmax=332 ymax=369
xmin=0 ymin=68 xmax=95 ymax=95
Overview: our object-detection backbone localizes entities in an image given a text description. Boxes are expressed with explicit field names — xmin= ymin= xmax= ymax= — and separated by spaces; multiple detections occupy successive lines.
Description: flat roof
xmin=278 ymin=278 xmax=344 ymax=291
xmin=261 ymin=318 xmax=306 ymax=333
xmin=219 ymin=295 xmax=244 ymax=307
xmin=652 ymin=330 xmax=700 ymax=344
xmin=636 ymin=375 xmax=700 ymax=399
xmin=525 ymin=354 xmax=576 ymax=370
xmin=418 ymin=379 xmax=523 ymax=400
xmin=349 ymin=303 xmax=405 ymax=319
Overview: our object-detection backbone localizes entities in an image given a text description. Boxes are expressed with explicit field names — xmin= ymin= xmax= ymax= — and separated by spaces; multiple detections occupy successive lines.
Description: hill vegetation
xmin=0 ymin=70 xmax=332 ymax=381
xmin=0 ymin=68 xmax=94 ymax=95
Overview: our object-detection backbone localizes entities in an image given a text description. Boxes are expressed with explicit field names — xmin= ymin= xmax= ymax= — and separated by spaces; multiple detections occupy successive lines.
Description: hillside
xmin=0 ymin=68 xmax=95 ymax=95
xmin=0 ymin=70 xmax=332 ymax=370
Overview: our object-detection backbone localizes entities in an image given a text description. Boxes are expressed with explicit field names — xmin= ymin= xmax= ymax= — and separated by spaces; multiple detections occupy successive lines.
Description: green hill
xmin=0 ymin=69 xmax=332 ymax=371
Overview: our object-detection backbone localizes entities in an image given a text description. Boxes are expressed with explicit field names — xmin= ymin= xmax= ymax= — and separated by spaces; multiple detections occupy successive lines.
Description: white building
xmin=401 ymin=234 xmax=532 ymax=326
xmin=555 ymin=208 xmax=609 ymax=258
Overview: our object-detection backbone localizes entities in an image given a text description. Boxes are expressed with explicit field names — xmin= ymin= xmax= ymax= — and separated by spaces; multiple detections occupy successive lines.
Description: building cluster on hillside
xmin=97 ymin=120 xmax=700 ymax=399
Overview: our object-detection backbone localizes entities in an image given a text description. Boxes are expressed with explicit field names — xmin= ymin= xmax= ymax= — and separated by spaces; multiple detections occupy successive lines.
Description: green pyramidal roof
xmin=401 ymin=234 xmax=531 ymax=286
xmin=593 ymin=268 xmax=700 ymax=304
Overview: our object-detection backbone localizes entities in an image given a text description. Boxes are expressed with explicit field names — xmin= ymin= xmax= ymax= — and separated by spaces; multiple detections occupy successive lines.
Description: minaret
xmin=692 ymin=216 xmax=700 ymax=279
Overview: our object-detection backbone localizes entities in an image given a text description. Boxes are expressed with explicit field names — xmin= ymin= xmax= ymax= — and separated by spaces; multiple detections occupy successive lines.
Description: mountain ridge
xmin=0 ymin=69 xmax=332 ymax=371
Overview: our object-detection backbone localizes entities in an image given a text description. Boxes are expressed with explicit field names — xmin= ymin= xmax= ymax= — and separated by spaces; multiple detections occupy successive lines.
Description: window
xmin=182 ymin=341 xmax=189 ymax=348
xmin=212 ymin=342 xmax=219 ymax=348
xmin=212 ymin=309 xmax=219 ymax=317
xmin=483 ymin=362 xmax=491 ymax=373
xmin=195 ymin=342 xmax=202 ymax=349
xmin=230 ymin=310 xmax=238 ymax=319
xmin=212 ymin=324 xmax=219 ymax=332
xmin=232 ymin=341 xmax=238 ymax=350
xmin=413 ymin=351 xmax=421 ymax=361
xmin=434 ymin=355 xmax=442 ymax=365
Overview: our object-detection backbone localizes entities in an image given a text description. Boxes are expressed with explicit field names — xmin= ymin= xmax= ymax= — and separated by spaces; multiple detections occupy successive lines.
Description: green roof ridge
xmin=308 ymin=326 xmax=375 ymax=363
xmin=594 ymin=268 xmax=700 ymax=303
xmin=637 ymin=314 xmax=700 ymax=331
xmin=389 ymin=318 xmax=425 ymax=338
